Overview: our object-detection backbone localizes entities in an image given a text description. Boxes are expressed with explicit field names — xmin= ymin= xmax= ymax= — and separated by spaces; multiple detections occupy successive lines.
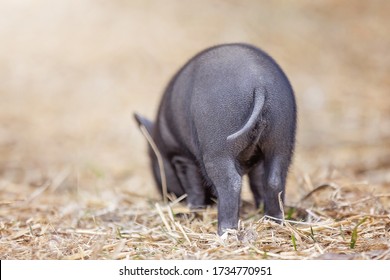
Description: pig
xmin=134 ymin=43 xmax=297 ymax=235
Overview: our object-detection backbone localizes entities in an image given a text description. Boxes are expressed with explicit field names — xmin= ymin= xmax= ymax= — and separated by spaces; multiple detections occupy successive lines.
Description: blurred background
xmin=1 ymin=0 xmax=389 ymax=205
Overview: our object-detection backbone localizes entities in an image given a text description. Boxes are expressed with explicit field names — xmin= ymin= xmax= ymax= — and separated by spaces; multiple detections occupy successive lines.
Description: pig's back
xmin=158 ymin=44 xmax=296 ymax=160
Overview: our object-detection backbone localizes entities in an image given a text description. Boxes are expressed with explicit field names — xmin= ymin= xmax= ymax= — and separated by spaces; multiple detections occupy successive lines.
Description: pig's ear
xmin=134 ymin=113 xmax=154 ymax=135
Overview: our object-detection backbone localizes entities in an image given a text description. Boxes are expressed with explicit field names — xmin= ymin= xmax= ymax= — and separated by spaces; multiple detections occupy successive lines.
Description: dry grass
xmin=1 ymin=175 xmax=389 ymax=259
xmin=1 ymin=0 xmax=390 ymax=259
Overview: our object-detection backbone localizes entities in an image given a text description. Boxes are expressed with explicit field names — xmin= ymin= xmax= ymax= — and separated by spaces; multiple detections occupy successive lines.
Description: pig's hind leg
xmin=261 ymin=153 xmax=291 ymax=222
xmin=203 ymin=156 xmax=242 ymax=235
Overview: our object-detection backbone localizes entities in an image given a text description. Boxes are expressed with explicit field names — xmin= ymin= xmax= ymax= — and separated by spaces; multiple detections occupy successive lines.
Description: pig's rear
xmin=176 ymin=44 xmax=297 ymax=165
xmin=152 ymin=43 xmax=296 ymax=234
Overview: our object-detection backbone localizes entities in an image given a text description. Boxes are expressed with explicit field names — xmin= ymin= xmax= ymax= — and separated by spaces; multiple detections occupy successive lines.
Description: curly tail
xmin=227 ymin=87 xmax=266 ymax=151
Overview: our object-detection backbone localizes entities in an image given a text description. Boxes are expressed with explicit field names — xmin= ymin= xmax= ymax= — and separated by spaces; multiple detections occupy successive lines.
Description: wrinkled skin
xmin=135 ymin=43 xmax=297 ymax=235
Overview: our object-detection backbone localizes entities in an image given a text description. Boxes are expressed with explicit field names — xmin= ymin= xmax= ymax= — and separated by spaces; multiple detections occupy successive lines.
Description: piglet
xmin=134 ymin=43 xmax=297 ymax=235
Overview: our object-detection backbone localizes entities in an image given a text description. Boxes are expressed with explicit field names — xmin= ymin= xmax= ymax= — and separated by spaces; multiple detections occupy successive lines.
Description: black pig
xmin=134 ymin=43 xmax=297 ymax=235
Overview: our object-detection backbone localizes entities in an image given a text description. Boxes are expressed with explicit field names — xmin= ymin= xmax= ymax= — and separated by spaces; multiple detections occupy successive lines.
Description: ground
xmin=0 ymin=0 xmax=389 ymax=259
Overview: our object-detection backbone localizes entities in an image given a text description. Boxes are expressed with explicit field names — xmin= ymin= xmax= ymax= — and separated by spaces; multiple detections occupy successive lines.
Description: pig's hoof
xmin=220 ymin=231 xmax=229 ymax=241
xmin=218 ymin=228 xmax=239 ymax=244
xmin=188 ymin=202 xmax=206 ymax=210
xmin=218 ymin=227 xmax=238 ymax=237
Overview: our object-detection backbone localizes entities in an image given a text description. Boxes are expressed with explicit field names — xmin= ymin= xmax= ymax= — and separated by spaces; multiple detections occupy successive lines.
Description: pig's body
xmin=135 ymin=43 xmax=297 ymax=235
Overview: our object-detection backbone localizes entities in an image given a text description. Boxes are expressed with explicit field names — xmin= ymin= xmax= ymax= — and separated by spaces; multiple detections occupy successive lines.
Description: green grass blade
xmin=291 ymin=234 xmax=297 ymax=251
xmin=286 ymin=207 xmax=295 ymax=220
xmin=310 ymin=226 xmax=316 ymax=242
xmin=350 ymin=217 xmax=368 ymax=249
